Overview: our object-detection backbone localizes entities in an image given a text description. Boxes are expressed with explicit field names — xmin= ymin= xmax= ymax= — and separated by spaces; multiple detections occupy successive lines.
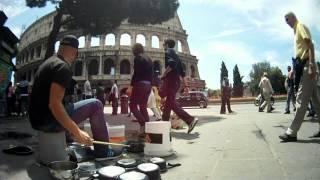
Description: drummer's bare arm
xmin=49 ymin=82 xmax=92 ymax=145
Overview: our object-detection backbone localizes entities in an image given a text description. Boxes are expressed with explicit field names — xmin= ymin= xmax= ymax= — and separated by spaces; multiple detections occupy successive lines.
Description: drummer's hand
xmin=74 ymin=130 xmax=93 ymax=146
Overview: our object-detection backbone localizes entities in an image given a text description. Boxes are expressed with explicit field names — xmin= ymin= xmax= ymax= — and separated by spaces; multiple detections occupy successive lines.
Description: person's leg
xmin=66 ymin=98 xmax=109 ymax=158
xmin=264 ymin=93 xmax=271 ymax=112
xmin=129 ymin=83 xmax=151 ymax=127
xmin=285 ymin=90 xmax=290 ymax=112
xmin=286 ymin=68 xmax=315 ymax=136
xmin=220 ymin=98 xmax=226 ymax=114
xmin=227 ymin=98 xmax=232 ymax=113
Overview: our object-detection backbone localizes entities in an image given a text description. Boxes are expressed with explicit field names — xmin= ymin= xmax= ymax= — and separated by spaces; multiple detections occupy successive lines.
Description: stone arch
xmin=88 ymin=59 xmax=99 ymax=75
xmin=182 ymin=63 xmax=186 ymax=72
xmin=78 ymin=36 xmax=85 ymax=48
xmin=105 ymin=33 xmax=115 ymax=46
xmin=104 ymin=58 xmax=114 ymax=75
xmin=190 ymin=65 xmax=196 ymax=78
xmin=91 ymin=36 xmax=100 ymax=47
xmin=74 ymin=61 xmax=83 ymax=76
xmin=120 ymin=33 xmax=131 ymax=46
xmin=151 ymin=35 xmax=160 ymax=48
xmin=136 ymin=34 xmax=146 ymax=46
xmin=120 ymin=59 xmax=131 ymax=74
xmin=177 ymin=40 xmax=182 ymax=52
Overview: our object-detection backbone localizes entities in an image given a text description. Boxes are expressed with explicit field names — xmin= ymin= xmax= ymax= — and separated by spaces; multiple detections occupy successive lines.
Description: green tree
xmin=269 ymin=66 xmax=286 ymax=94
xmin=220 ymin=61 xmax=228 ymax=87
xmin=232 ymin=64 xmax=244 ymax=97
xmin=26 ymin=0 xmax=179 ymax=59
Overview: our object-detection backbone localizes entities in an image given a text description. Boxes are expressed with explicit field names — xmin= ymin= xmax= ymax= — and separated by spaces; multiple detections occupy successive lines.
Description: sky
xmin=1 ymin=0 xmax=320 ymax=89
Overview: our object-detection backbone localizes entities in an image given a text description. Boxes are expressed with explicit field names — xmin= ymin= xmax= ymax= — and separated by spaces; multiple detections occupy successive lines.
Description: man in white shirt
xmin=258 ymin=72 xmax=274 ymax=113
xmin=111 ymin=80 xmax=119 ymax=115
xmin=84 ymin=78 xmax=92 ymax=99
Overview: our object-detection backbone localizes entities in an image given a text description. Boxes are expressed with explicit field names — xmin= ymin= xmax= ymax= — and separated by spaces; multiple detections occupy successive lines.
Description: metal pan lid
xmin=98 ymin=166 xmax=125 ymax=177
xmin=119 ymin=171 xmax=149 ymax=180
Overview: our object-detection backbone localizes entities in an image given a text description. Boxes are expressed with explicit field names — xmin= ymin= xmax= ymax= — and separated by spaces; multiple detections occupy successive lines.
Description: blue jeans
xmin=41 ymin=99 xmax=109 ymax=158
xmin=66 ymin=98 xmax=109 ymax=158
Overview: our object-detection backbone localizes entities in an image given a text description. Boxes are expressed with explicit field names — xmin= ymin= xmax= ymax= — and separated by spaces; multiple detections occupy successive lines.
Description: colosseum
xmin=15 ymin=11 xmax=205 ymax=94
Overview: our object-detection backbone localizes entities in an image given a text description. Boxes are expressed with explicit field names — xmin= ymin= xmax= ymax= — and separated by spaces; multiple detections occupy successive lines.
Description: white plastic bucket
xmin=144 ymin=121 xmax=173 ymax=157
xmin=108 ymin=125 xmax=126 ymax=143
xmin=84 ymin=123 xmax=125 ymax=143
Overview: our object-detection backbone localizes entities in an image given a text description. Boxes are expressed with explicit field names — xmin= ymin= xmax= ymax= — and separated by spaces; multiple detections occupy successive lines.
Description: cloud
xmin=0 ymin=0 xmax=28 ymax=18
xmin=209 ymin=27 xmax=254 ymax=39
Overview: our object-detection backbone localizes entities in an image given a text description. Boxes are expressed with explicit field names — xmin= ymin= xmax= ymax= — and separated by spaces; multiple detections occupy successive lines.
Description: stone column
xmin=131 ymin=33 xmax=136 ymax=46
xmin=100 ymin=35 xmax=105 ymax=47
xmin=146 ymin=34 xmax=152 ymax=49
xmin=98 ymin=54 xmax=103 ymax=75
xmin=85 ymin=35 xmax=91 ymax=48
xmin=115 ymin=33 xmax=120 ymax=48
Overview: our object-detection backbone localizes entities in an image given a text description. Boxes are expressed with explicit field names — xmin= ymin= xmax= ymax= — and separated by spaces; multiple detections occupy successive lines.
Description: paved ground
xmin=0 ymin=102 xmax=320 ymax=180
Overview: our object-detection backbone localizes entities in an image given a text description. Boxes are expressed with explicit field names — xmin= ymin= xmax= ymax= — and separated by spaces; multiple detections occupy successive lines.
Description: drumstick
xmin=92 ymin=140 xmax=130 ymax=147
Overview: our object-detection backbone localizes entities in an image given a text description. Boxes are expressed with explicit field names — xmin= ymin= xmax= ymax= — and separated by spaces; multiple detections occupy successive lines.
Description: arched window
xmin=91 ymin=36 xmax=100 ymax=47
xmin=120 ymin=60 xmax=131 ymax=74
xmin=120 ymin=33 xmax=131 ymax=46
xmin=78 ymin=36 xmax=85 ymax=48
xmin=153 ymin=60 xmax=161 ymax=73
xmin=104 ymin=58 xmax=114 ymax=74
xmin=105 ymin=34 xmax=115 ymax=46
xmin=182 ymin=63 xmax=186 ymax=72
xmin=74 ymin=61 xmax=83 ymax=76
xmin=151 ymin=36 xmax=160 ymax=48
xmin=136 ymin=34 xmax=146 ymax=46
xmin=54 ymin=41 xmax=60 ymax=53
xmin=177 ymin=40 xmax=182 ymax=52
xmin=190 ymin=65 xmax=196 ymax=78
xmin=88 ymin=59 xmax=99 ymax=75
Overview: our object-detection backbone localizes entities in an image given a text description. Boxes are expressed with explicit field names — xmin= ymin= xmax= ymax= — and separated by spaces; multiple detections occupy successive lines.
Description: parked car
xmin=176 ymin=91 xmax=208 ymax=108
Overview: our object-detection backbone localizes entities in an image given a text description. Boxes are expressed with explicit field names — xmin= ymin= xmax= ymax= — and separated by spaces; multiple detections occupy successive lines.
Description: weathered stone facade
xmin=16 ymin=11 xmax=205 ymax=92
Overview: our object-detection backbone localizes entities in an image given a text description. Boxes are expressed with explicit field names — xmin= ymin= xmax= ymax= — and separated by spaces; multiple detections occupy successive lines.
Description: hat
xmin=60 ymin=35 xmax=79 ymax=49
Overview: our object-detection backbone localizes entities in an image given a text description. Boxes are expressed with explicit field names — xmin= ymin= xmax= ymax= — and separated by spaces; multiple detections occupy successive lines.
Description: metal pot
xmin=149 ymin=157 xmax=167 ymax=172
xmin=48 ymin=160 xmax=79 ymax=180
xmin=116 ymin=158 xmax=137 ymax=169
xmin=98 ymin=165 xmax=126 ymax=180
xmin=137 ymin=163 xmax=160 ymax=180
xmin=119 ymin=171 xmax=149 ymax=180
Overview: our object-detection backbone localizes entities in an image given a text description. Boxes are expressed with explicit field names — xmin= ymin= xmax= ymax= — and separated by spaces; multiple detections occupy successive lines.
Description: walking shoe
xmin=310 ymin=131 xmax=320 ymax=138
xmin=187 ymin=118 xmax=198 ymax=134
xmin=307 ymin=112 xmax=315 ymax=117
xmin=95 ymin=148 xmax=123 ymax=161
xmin=284 ymin=111 xmax=290 ymax=114
xmin=138 ymin=126 xmax=145 ymax=138
xmin=258 ymin=108 xmax=263 ymax=112
xmin=279 ymin=133 xmax=297 ymax=142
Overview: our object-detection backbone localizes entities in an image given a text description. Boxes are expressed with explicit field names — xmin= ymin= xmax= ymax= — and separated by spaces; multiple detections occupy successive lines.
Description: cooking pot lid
xmin=137 ymin=163 xmax=159 ymax=172
xmin=98 ymin=166 xmax=125 ymax=177
xmin=119 ymin=171 xmax=149 ymax=180
xmin=149 ymin=157 xmax=165 ymax=164
xmin=117 ymin=158 xmax=136 ymax=166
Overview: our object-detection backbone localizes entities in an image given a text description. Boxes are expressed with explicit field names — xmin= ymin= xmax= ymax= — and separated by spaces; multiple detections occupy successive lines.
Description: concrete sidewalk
xmin=0 ymin=103 xmax=320 ymax=180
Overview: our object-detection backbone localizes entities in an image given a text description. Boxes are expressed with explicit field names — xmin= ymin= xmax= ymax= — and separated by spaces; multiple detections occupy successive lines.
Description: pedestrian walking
xmin=127 ymin=43 xmax=153 ymax=136
xmin=160 ymin=39 xmax=198 ymax=134
xmin=279 ymin=12 xmax=320 ymax=142
xmin=258 ymin=72 xmax=274 ymax=113
xmin=111 ymin=80 xmax=119 ymax=115
xmin=220 ymin=77 xmax=233 ymax=114
xmin=284 ymin=66 xmax=296 ymax=114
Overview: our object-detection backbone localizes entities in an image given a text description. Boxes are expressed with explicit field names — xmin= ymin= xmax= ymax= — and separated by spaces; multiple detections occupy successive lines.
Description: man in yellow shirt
xmin=279 ymin=12 xmax=320 ymax=142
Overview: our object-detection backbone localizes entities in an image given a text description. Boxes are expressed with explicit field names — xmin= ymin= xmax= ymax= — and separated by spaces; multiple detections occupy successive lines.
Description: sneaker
xmin=307 ymin=112 xmax=315 ymax=117
xmin=310 ymin=131 xmax=320 ymax=138
xmin=279 ymin=133 xmax=297 ymax=142
xmin=258 ymin=108 xmax=263 ymax=112
xmin=187 ymin=118 xmax=198 ymax=134
xmin=284 ymin=111 xmax=290 ymax=114
xmin=95 ymin=148 xmax=123 ymax=161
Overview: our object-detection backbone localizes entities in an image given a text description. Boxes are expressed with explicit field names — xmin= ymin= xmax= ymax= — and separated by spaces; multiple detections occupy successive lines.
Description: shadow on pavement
xmin=295 ymin=139 xmax=320 ymax=144
xmin=196 ymin=115 xmax=224 ymax=126
xmin=26 ymin=163 xmax=51 ymax=180
xmin=171 ymin=132 xmax=200 ymax=140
